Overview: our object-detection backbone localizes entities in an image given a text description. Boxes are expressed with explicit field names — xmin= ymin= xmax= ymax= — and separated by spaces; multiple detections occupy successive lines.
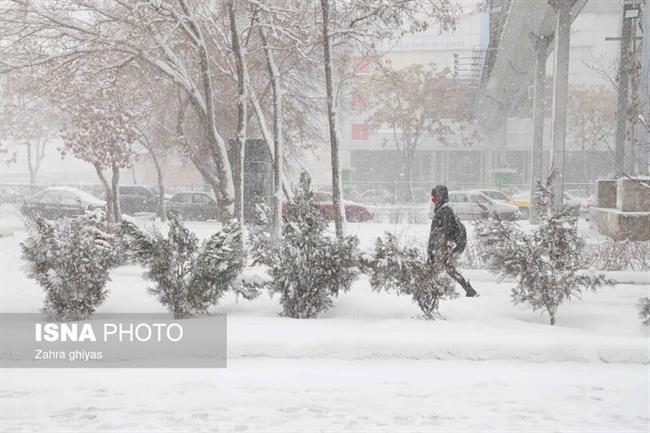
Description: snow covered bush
xmin=588 ymin=240 xmax=650 ymax=271
xmin=121 ymin=215 xmax=249 ymax=319
xmin=458 ymin=235 xmax=487 ymax=270
xmin=475 ymin=177 xmax=609 ymax=325
xmin=250 ymin=173 xmax=362 ymax=319
xmin=21 ymin=211 xmax=120 ymax=321
xmin=639 ymin=297 xmax=650 ymax=326
xmin=369 ymin=232 xmax=457 ymax=319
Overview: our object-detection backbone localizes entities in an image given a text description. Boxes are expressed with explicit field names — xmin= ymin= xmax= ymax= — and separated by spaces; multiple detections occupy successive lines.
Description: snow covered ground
xmin=2 ymin=360 xmax=648 ymax=432
xmin=1 ymin=214 xmax=649 ymax=432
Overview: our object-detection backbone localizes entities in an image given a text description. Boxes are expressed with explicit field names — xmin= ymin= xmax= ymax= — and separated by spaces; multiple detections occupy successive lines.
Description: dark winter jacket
xmin=427 ymin=185 xmax=463 ymax=262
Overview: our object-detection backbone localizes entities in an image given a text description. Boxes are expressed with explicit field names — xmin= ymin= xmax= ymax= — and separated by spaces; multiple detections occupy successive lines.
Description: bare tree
xmin=259 ymin=21 xmax=285 ymax=239
xmin=317 ymin=0 xmax=458 ymax=238
xmin=583 ymin=53 xmax=649 ymax=178
xmin=566 ymin=85 xmax=617 ymax=181
xmin=364 ymin=62 xmax=475 ymax=201
xmin=0 ymin=77 xmax=54 ymax=184
xmin=0 ymin=1 xmax=237 ymax=217
xmin=228 ymin=0 xmax=250 ymax=224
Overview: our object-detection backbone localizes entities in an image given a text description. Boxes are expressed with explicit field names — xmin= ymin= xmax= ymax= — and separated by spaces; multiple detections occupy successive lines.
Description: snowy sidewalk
xmin=2 ymin=359 xmax=648 ymax=432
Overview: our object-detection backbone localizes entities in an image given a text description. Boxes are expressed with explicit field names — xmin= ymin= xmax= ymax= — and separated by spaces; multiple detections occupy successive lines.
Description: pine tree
xmin=121 ymin=215 xmax=248 ymax=318
xmin=250 ymin=172 xmax=362 ymax=319
xmin=369 ymin=232 xmax=457 ymax=319
xmin=21 ymin=211 xmax=120 ymax=321
xmin=475 ymin=176 xmax=609 ymax=325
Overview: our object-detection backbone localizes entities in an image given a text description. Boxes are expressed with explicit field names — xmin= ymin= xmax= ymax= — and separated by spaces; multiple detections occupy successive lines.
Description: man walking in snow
xmin=427 ymin=185 xmax=478 ymax=297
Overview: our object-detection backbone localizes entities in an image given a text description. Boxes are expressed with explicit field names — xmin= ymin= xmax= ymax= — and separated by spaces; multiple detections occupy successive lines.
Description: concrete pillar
xmin=497 ymin=117 xmax=508 ymax=168
xmin=529 ymin=34 xmax=551 ymax=223
xmin=549 ymin=0 xmax=572 ymax=208
xmin=484 ymin=150 xmax=494 ymax=186
xmin=639 ymin=0 xmax=650 ymax=175
xmin=614 ymin=2 xmax=637 ymax=178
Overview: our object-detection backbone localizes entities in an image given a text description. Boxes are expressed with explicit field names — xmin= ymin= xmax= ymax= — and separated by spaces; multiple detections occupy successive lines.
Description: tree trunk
xmin=260 ymin=25 xmax=284 ymax=240
xmin=26 ymin=141 xmax=36 ymax=185
xmin=193 ymin=28 xmax=235 ymax=219
xmin=249 ymin=79 xmax=293 ymax=202
xmin=176 ymin=95 xmax=224 ymax=219
xmin=320 ymin=0 xmax=346 ymax=239
xmin=26 ymin=138 xmax=47 ymax=185
xmin=28 ymin=167 xmax=36 ymax=185
xmin=111 ymin=162 xmax=121 ymax=223
xmin=229 ymin=1 xmax=247 ymax=225
xmin=405 ymin=149 xmax=416 ymax=203
xmin=94 ymin=163 xmax=114 ymax=224
xmin=150 ymin=151 xmax=167 ymax=222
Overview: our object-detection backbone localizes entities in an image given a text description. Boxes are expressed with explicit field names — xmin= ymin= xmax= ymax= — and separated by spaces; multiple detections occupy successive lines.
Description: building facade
xmin=337 ymin=0 xmax=622 ymax=196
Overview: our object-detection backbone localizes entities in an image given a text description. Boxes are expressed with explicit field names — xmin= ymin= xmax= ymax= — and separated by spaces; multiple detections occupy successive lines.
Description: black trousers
xmin=443 ymin=254 xmax=473 ymax=295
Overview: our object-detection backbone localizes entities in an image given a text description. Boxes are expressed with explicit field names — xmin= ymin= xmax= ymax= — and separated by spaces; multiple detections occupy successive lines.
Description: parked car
xmin=117 ymin=185 xmax=160 ymax=215
xmin=446 ymin=190 xmax=522 ymax=220
xmin=358 ymin=189 xmax=393 ymax=204
xmin=283 ymin=191 xmax=372 ymax=222
xmin=0 ymin=186 xmax=24 ymax=204
xmin=21 ymin=186 xmax=106 ymax=219
xmin=564 ymin=191 xmax=593 ymax=217
xmin=565 ymin=189 xmax=594 ymax=211
xmin=510 ymin=190 xmax=585 ymax=217
xmin=477 ymin=189 xmax=531 ymax=218
xmin=166 ymin=192 xmax=219 ymax=221
xmin=312 ymin=191 xmax=372 ymax=222
xmin=476 ymin=189 xmax=510 ymax=202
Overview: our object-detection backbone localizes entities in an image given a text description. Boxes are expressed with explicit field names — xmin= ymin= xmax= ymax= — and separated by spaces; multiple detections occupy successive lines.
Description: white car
xmin=21 ymin=186 xmax=106 ymax=219
xmin=476 ymin=189 xmax=511 ymax=202
xmin=512 ymin=190 xmax=586 ymax=217
xmin=446 ymin=190 xmax=522 ymax=220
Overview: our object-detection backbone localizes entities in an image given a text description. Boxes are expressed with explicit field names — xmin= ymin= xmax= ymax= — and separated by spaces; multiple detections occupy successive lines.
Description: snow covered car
xmin=447 ymin=191 xmax=522 ymax=220
xmin=476 ymin=189 xmax=510 ymax=202
xmin=565 ymin=190 xmax=594 ymax=217
xmin=477 ymin=189 xmax=532 ymax=218
xmin=312 ymin=191 xmax=372 ymax=222
xmin=20 ymin=186 xmax=105 ymax=219
xmin=116 ymin=185 xmax=162 ymax=215
xmin=358 ymin=189 xmax=393 ymax=204
xmin=282 ymin=191 xmax=373 ymax=222
xmin=166 ymin=192 xmax=219 ymax=221
xmin=510 ymin=190 xmax=584 ymax=217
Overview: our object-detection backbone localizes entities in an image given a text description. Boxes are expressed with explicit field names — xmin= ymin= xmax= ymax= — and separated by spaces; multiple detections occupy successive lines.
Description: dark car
xmin=166 ymin=192 xmax=219 ymax=221
xmin=21 ymin=186 xmax=106 ymax=219
xmin=118 ymin=185 xmax=159 ymax=215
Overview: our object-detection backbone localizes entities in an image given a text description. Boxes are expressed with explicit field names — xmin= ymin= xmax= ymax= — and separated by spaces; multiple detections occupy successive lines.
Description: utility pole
xmin=548 ymin=0 xmax=572 ymax=208
xmin=529 ymin=33 xmax=552 ymax=223
xmin=614 ymin=0 xmax=642 ymax=177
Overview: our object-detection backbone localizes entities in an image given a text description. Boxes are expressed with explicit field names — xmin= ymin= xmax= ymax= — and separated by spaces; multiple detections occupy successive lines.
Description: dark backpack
xmin=452 ymin=214 xmax=467 ymax=254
